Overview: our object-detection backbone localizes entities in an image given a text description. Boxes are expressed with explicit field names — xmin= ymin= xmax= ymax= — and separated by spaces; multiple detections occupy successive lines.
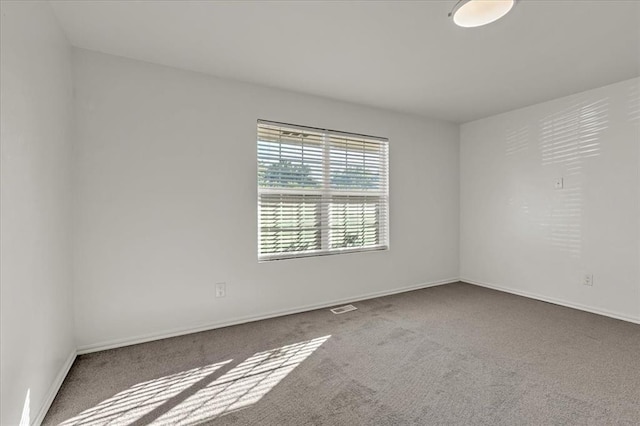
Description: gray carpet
xmin=44 ymin=282 xmax=640 ymax=425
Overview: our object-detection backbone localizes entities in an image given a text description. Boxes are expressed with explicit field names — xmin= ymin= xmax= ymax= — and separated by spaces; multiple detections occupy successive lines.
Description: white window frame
xmin=257 ymin=120 xmax=389 ymax=261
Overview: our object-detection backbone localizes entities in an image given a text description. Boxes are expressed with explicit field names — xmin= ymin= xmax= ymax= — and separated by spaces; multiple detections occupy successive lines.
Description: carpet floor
xmin=43 ymin=282 xmax=640 ymax=425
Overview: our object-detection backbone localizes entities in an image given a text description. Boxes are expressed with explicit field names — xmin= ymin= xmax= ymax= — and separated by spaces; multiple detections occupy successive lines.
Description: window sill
xmin=258 ymin=245 xmax=388 ymax=262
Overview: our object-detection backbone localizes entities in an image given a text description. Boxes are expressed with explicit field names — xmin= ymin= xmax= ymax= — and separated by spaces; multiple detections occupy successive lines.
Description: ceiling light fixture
xmin=448 ymin=0 xmax=516 ymax=28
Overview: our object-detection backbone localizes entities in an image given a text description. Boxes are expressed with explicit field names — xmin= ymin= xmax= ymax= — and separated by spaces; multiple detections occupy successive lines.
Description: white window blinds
xmin=258 ymin=120 xmax=389 ymax=260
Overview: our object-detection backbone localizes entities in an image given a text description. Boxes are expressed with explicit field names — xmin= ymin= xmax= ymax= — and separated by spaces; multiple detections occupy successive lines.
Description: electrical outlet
xmin=583 ymin=274 xmax=593 ymax=287
xmin=215 ymin=282 xmax=226 ymax=298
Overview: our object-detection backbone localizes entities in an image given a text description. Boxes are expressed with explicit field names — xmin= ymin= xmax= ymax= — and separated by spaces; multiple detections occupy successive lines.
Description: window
xmin=258 ymin=120 xmax=389 ymax=260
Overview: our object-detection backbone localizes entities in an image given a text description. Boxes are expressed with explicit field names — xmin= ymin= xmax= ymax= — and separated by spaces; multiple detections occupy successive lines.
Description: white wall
xmin=72 ymin=50 xmax=460 ymax=350
xmin=461 ymin=78 xmax=640 ymax=322
xmin=0 ymin=2 xmax=75 ymax=425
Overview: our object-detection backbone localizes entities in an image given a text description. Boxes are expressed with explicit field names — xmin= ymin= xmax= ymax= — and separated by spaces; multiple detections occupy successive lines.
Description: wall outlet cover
xmin=215 ymin=282 xmax=226 ymax=298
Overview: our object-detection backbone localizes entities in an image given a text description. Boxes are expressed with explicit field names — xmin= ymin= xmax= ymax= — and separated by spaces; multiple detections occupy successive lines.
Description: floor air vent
xmin=330 ymin=304 xmax=357 ymax=314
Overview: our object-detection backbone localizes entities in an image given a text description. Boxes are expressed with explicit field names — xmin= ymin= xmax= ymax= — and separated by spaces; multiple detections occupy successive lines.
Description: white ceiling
xmin=50 ymin=0 xmax=640 ymax=123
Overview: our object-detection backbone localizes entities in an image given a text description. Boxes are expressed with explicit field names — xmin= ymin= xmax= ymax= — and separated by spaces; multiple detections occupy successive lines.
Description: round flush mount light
xmin=449 ymin=0 xmax=516 ymax=28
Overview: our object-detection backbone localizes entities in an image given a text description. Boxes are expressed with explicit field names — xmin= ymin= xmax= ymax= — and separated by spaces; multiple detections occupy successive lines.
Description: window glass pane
xmin=329 ymin=136 xmax=384 ymax=190
xmin=258 ymin=126 xmax=323 ymax=189
xmin=329 ymin=196 xmax=380 ymax=249
xmin=259 ymin=194 xmax=321 ymax=255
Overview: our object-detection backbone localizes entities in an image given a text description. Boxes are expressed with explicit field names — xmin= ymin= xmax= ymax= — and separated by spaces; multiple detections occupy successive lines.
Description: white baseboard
xmin=77 ymin=278 xmax=459 ymax=354
xmin=33 ymin=349 xmax=77 ymax=426
xmin=461 ymin=278 xmax=640 ymax=325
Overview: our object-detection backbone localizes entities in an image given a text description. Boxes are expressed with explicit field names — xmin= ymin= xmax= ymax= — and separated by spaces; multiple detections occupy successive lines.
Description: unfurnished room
xmin=1 ymin=0 xmax=639 ymax=425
